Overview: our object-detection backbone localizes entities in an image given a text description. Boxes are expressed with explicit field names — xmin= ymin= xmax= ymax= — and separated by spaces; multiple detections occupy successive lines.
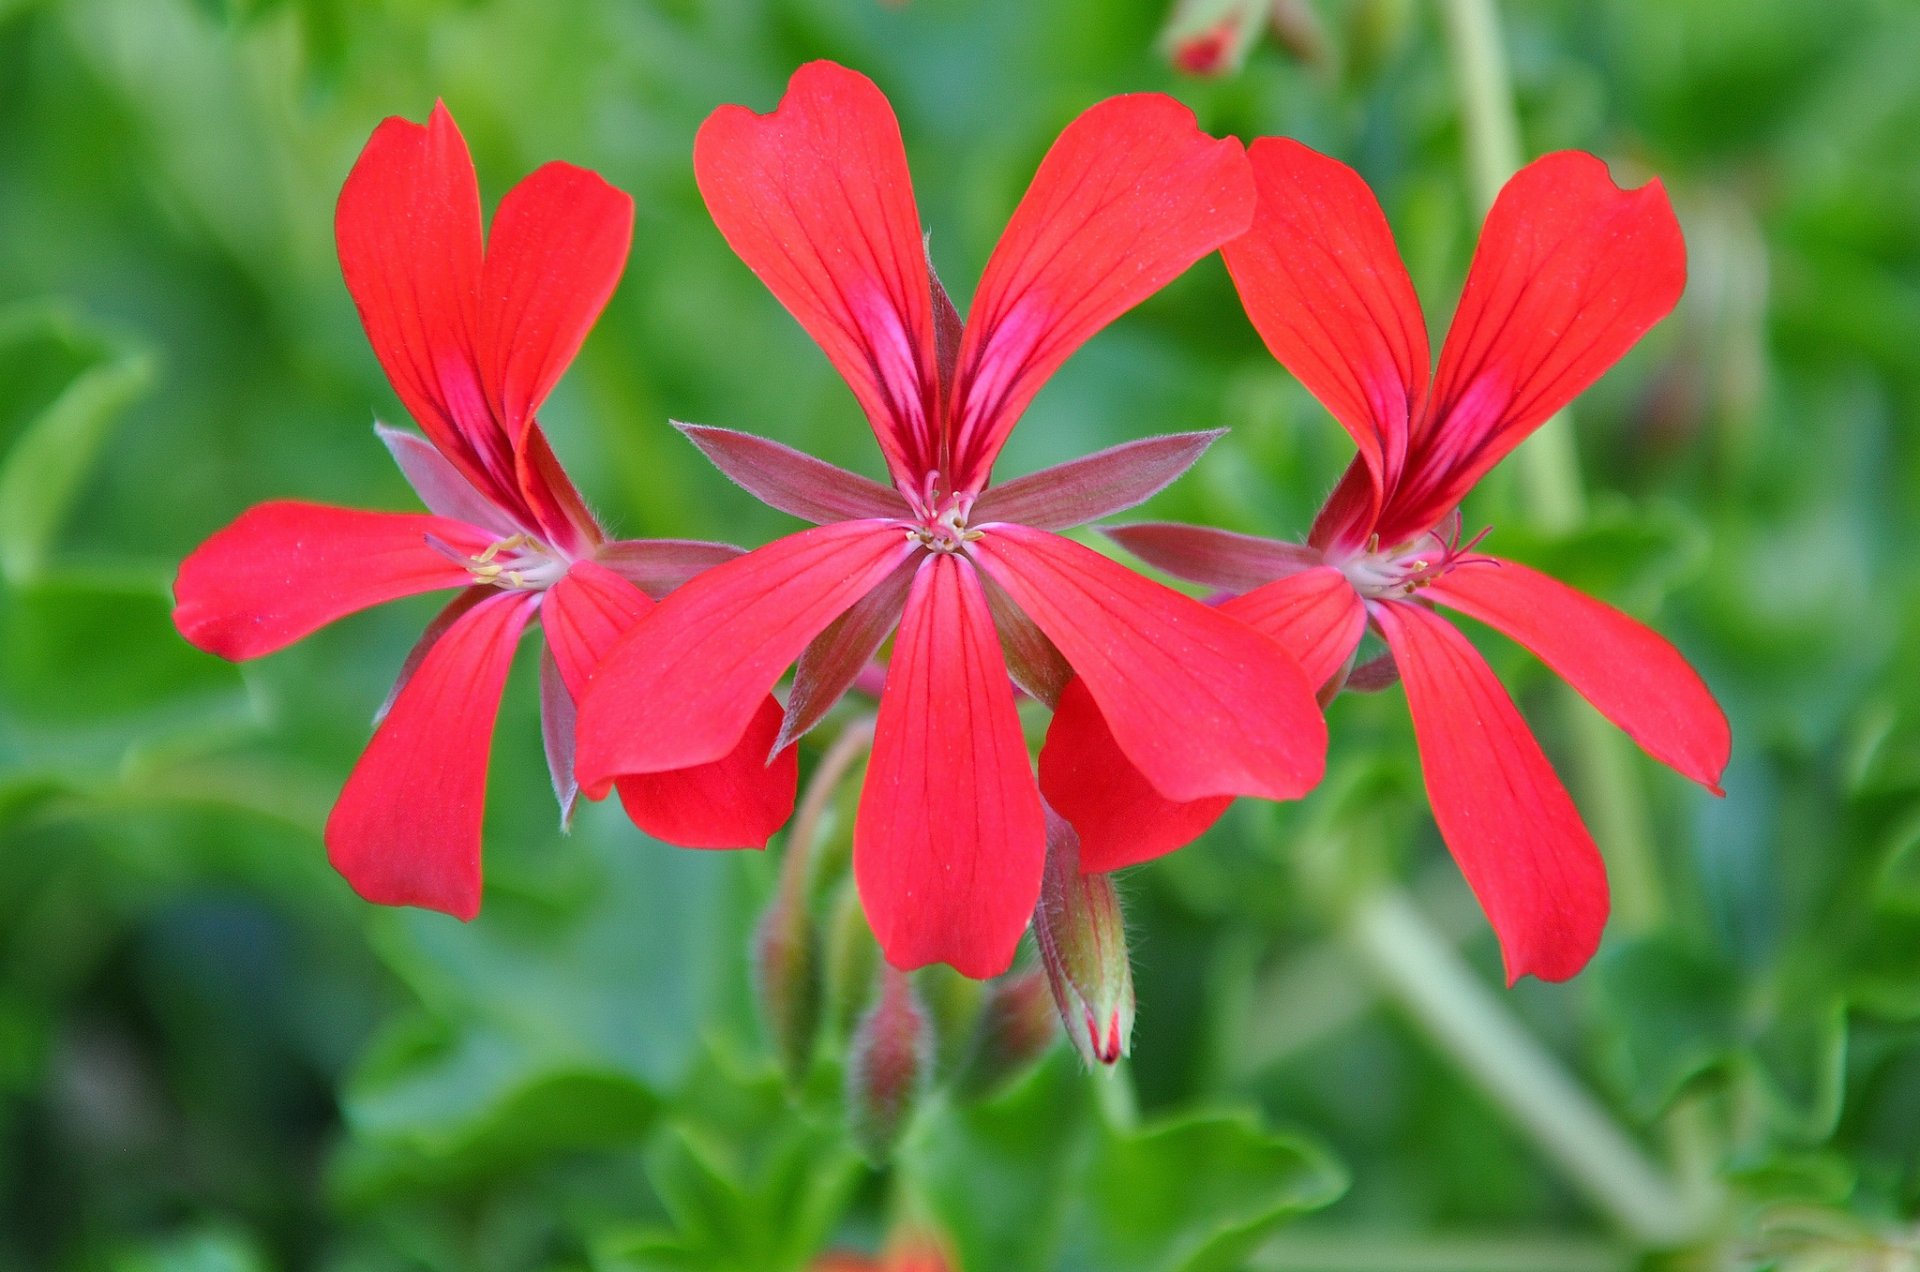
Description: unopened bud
xmin=845 ymin=966 xmax=933 ymax=1162
xmin=955 ymin=968 xmax=1059 ymax=1099
xmin=1033 ymin=811 xmax=1135 ymax=1067
xmin=752 ymin=878 xmax=820 ymax=1089
xmin=882 ymin=1225 xmax=959 ymax=1272
xmin=1162 ymin=0 xmax=1261 ymax=77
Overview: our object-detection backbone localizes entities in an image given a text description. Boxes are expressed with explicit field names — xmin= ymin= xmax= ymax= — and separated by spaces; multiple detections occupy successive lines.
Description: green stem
xmin=1347 ymin=888 xmax=1706 ymax=1246
xmin=777 ymin=715 xmax=876 ymax=902
xmin=1439 ymin=0 xmax=1585 ymax=532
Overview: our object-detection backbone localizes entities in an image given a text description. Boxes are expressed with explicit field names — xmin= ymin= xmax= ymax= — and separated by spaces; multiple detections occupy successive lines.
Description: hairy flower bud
xmin=1032 ymin=810 xmax=1135 ymax=1067
xmin=752 ymin=878 xmax=820 ymax=1089
xmin=1162 ymin=0 xmax=1261 ymax=76
xmin=845 ymin=967 xmax=933 ymax=1162
xmin=954 ymin=967 xmax=1059 ymax=1099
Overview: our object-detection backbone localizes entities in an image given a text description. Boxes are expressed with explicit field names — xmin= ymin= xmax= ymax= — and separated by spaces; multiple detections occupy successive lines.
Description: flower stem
xmin=1346 ymin=888 xmax=1706 ymax=1246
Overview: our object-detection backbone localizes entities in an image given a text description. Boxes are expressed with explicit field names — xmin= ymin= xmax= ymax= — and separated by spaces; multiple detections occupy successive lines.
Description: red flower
xmin=1041 ymin=140 xmax=1730 ymax=983
xmin=575 ymin=62 xmax=1325 ymax=979
xmin=172 ymin=105 xmax=797 ymax=919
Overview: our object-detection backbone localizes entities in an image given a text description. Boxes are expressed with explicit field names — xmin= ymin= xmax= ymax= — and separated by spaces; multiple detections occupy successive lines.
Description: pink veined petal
xmin=1371 ymin=599 xmax=1610 ymax=984
xmin=375 ymin=586 xmax=492 ymax=725
xmin=325 ymin=589 xmax=538 ymax=920
xmin=173 ymin=501 xmax=489 ymax=661
xmin=1307 ymin=456 xmax=1378 ymax=554
xmin=677 ymin=423 xmax=907 ymax=524
xmin=336 ymin=104 xmax=516 ymax=511
xmin=694 ymin=61 xmax=940 ymax=492
xmin=778 ymin=554 xmax=918 ymax=753
xmin=948 ymin=95 xmax=1256 ymax=491
xmin=543 ymin=560 xmax=798 ymax=848
xmin=1222 ymin=565 xmax=1367 ymax=690
xmin=592 ymin=537 xmax=747 ymax=599
xmin=1423 ymin=558 xmax=1729 ymax=793
xmin=376 ymin=423 xmax=517 ymax=535
xmin=574 ymin=520 xmax=916 ymax=790
xmin=1223 ymin=138 xmax=1430 ymax=519
xmin=968 ymin=430 xmax=1224 ymax=531
xmin=539 ymin=644 xmax=579 ymax=829
xmin=1039 ymin=565 xmax=1364 ymax=873
xmin=1385 ymin=151 xmax=1687 ymax=542
xmin=971 ymin=524 xmax=1324 ymax=803
xmin=477 ymin=161 xmax=634 ymax=437
xmin=854 ymin=554 xmax=1046 ymax=979
xmin=474 ymin=161 xmax=631 ymax=553
xmin=1104 ymin=521 xmax=1324 ymax=592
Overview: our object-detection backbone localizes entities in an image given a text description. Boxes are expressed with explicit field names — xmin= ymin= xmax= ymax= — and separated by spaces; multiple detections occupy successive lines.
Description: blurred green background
xmin=3 ymin=0 xmax=1919 ymax=1268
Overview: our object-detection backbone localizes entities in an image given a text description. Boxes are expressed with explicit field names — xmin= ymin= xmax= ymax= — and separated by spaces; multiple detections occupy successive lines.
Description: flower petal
xmin=968 ymin=430 xmax=1223 ymax=531
xmin=539 ymin=644 xmax=579 ymax=829
xmin=694 ymin=61 xmax=939 ymax=491
xmin=1386 ymin=152 xmax=1686 ymax=541
xmin=949 ymin=95 xmax=1255 ymax=491
xmin=1103 ymin=522 xmax=1323 ymax=592
xmin=1038 ymin=566 xmax=1362 ymax=872
xmin=336 ymin=104 xmax=515 ymax=509
xmin=592 ymin=537 xmax=747 ymax=599
xmin=980 ymin=569 xmax=1071 ymax=708
xmin=173 ymin=501 xmax=487 ymax=660
xmin=377 ymin=422 xmax=516 ymax=534
xmin=1424 ymin=559 xmax=1729 ymax=793
xmin=574 ymin=520 xmax=916 ymax=789
xmin=1371 ymin=599 xmax=1610 ymax=984
xmin=544 ymin=560 xmax=799 ymax=848
xmin=778 ymin=555 xmax=917 ymax=752
xmin=1222 ymin=139 xmax=1430 ymax=522
xmin=854 ymin=555 xmax=1045 ymax=978
xmin=325 ymin=589 xmax=537 ymax=919
xmin=677 ymin=423 xmax=907 ymax=524
xmin=971 ymin=524 xmax=1323 ymax=803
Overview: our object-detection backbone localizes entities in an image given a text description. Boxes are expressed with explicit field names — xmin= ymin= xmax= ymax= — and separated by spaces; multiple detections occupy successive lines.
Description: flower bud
xmin=954 ymin=967 xmax=1058 ymax=1099
xmin=845 ymin=966 xmax=932 ymax=1163
xmin=1032 ymin=810 xmax=1135 ymax=1067
xmin=822 ymin=876 xmax=879 ymax=1038
xmin=1162 ymin=0 xmax=1261 ymax=76
xmin=752 ymin=877 xmax=820 ymax=1089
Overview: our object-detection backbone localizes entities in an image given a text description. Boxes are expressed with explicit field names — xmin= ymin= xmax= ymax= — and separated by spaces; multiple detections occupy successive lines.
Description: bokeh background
xmin=3 ymin=0 xmax=1919 ymax=1268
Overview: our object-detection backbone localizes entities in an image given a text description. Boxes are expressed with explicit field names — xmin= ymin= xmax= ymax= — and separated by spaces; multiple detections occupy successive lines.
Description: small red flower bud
xmin=955 ymin=967 xmax=1059 ymax=1098
xmin=845 ymin=966 xmax=933 ymax=1162
xmin=1032 ymin=811 xmax=1135 ymax=1067
xmin=1172 ymin=18 xmax=1241 ymax=76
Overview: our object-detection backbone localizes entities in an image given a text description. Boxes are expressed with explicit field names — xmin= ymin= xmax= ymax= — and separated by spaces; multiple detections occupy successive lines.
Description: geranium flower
xmin=1040 ymin=140 xmax=1731 ymax=982
xmin=172 ymin=104 xmax=797 ymax=919
xmin=575 ymin=62 xmax=1325 ymax=979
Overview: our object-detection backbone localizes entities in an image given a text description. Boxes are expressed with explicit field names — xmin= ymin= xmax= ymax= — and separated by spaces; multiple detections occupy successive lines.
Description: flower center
xmin=908 ymin=492 xmax=981 ymax=554
xmin=458 ymin=532 xmax=568 ymax=591
xmin=1333 ymin=519 xmax=1491 ymax=600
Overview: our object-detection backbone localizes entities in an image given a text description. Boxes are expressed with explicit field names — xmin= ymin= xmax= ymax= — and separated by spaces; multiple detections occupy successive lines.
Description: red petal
xmin=1038 ymin=566 xmax=1362 ymax=873
xmin=336 ymin=104 xmax=515 ymax=510
xmin=1038 ymin=676 xmax=1232 ymax=873
xmin=375 ymin=586 xmax=491 ymax=725
xmin=592 ymin=538 xmax=746 ymax=599
xmin=477 ymin=161 xmax=633 ymax=434
xmin=544 ymin=560 xmax=799 ymax=848
xmin=854 ymin=555 xmax=1045 ymax=978
xmin=173 ymin=501 xmax=487 ymax=660
xmin=949 ymin=96 xmax=1255 ymax=491
xmin=980 ymin=569 xmax=1071 ymax=708
xmin=1222 ymin=565 xmax=1366 ymax=690
xmin=694 ymin=62 xmax=939 ymax=492
xmin=971 ymin=525 xmax=1323 ymax=803
xmin=968 ymin=430 xmax=1223 ymax=531
xmin=325 ymin=589 xmax=537 ymax=919
xmin=514 ymin=421 xmax=603 ymax=557
xmin=1425 ymin=559 xmax=1729 ymax=793
xmin=574 ymin=521 xmax=916 ymax=789
xmin=1371 ymin=599 xmax=1610 ymax=983
xmin=779 ymin=555 xmax=917 ymax=752
xmin=1103 ymin=522 xmax=1322 ymax=592
xmin=1387 ymin=152 xmax=1686 ymax=541
xmin=1223 ymin=139 xmax=1429 ymax=523
xmin=677 ymin=423 xmax=907 ymax=524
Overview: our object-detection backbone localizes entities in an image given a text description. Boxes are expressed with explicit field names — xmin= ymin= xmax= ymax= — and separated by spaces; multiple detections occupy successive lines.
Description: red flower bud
xmin=845 ymin=966 xmax=933 ymax=1161
xmin=955 ymin=967 xmax=1059 ymax=1098
xmin=1032 ymin=810 xmax=1135 ymax=1067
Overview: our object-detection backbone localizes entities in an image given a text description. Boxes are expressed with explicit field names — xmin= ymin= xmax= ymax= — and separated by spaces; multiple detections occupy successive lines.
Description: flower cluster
xmin=174 ymin=61 xmax=1728 ymax=1044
